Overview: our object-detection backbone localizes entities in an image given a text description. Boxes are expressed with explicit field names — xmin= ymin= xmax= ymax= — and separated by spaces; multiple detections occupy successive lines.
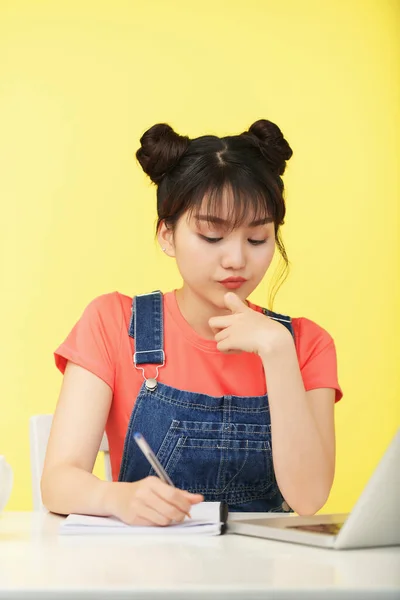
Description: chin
xmin=207 ymin=287 xmax=246 ymax=310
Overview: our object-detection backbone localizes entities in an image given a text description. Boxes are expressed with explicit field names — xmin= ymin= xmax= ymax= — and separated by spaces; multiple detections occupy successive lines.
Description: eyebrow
xmin=195 ymin=215 xmax=273 ymax=227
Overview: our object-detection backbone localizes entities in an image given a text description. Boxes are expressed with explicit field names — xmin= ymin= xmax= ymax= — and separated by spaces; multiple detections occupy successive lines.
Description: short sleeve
xmin=292 ymin=317 xmax=343 ymax=402
xmin=54 ymin=292 xmax=124 ymax=390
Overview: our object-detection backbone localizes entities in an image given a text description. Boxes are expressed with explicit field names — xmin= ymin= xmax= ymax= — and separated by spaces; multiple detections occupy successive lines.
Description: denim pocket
xmin=148 ymin=419 xmax=275 ymax=502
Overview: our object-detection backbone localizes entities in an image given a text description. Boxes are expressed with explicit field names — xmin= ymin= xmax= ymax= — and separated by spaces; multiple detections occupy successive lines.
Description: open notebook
xmin=59 ymin=501 xmax=228 ymax=536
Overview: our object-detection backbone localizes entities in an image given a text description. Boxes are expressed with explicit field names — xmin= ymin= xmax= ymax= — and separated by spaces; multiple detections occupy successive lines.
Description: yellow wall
xmin=1 ymin=0 xmax=399 ymax=512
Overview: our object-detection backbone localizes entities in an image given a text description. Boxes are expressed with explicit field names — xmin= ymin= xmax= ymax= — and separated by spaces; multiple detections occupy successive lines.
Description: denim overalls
xmin=118 ymin=291 xmax=294 ymax=512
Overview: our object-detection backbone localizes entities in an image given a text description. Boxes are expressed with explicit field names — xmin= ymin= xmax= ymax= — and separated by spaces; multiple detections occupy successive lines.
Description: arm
xmin=260 ymin=339 xmax=335 ymax=516
xmin=41 ymin=361 xmax=116 ymax=516
xmin=41 ymin=362 xmax=202 ymax=521
xmin=207 ymin=292 xmax=338 ymax=516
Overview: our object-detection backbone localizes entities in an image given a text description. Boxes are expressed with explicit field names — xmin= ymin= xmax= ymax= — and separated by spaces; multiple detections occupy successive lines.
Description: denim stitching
xmin=218 ymin=396 xmax=230 ymax=490
xmin=218 ymin=439 xmax=251 ymax=493
xmin=186 ymin=444 xmax=270 ymax=451
xmin=128 ymin=297 xmax=135 ymax=338
xmin=181 ymin=487 xmax=278 ymax=500
xmin=134 ymin=292 xmax=164 ymax=366
xmin=154 ymin=420 xmax=180 ymax=465
xmin=118 ymin=385 xmax=147 ymax=480
xmin=146 ymin=393 xmax=271 ymax=413
xmin=164 ymin=435 xmax=186 ymax=475
xmin=174 ymin=425 xmax=271 ymax=434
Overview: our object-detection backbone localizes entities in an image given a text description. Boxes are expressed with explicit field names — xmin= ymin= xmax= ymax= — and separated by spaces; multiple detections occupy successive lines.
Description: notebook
xmin=59 ymin=501 xmax=228 ymax=536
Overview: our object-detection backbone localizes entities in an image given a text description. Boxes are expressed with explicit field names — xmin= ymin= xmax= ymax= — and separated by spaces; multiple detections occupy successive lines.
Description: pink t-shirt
xmin=55 ymin=291 xmax=342 ymax=480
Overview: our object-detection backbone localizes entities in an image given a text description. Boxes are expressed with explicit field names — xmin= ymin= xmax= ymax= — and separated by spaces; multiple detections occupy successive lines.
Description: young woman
xmin=41 ymin=119 xmax=342 ymax=526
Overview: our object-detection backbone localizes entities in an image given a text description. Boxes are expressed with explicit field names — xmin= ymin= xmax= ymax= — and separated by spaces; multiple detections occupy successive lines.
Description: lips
xmin=219 ymin=277 xmax=247 ymax=283
xmin=218 ymin=277 xmax=247 ymax=289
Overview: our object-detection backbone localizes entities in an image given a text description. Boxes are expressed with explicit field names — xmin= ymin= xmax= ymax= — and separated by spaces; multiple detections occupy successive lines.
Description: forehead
xmin=187 ymin=187 xmax=273 ymax=230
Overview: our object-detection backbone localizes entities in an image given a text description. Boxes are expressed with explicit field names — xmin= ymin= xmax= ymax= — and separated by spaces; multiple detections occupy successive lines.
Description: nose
xmin=220 ymin=240 xmax=246 ymax=271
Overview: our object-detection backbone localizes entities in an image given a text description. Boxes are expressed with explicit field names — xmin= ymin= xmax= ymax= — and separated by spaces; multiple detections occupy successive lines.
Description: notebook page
xmin=59 ymin=501 xmax=223 ymax=536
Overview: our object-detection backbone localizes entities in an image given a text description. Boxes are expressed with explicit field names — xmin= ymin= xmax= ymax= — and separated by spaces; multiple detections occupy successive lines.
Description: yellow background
xmin=1 ymin=0 xmax=399 ymax=512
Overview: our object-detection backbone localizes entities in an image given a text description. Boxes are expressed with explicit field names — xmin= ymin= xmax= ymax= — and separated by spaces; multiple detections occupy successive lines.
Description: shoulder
xmin=251 ymin=303 xmax=335 ymax=362
xmin=83 ymin=291 xmax=127 ymax=312
xmin=71 ymin=292 xmax=135 ymax=347
xmin=292 ymin=316 xmax=333 ymax=345
xmin=290 ymin=316 xmax=342 ymax=401
xmin=54 ymin=292 xmax=134 ymax=383
xmin=81 ymin=292 xmax=132 ymax=324
xmin=291 ymin=316 xmax=335 ymax=368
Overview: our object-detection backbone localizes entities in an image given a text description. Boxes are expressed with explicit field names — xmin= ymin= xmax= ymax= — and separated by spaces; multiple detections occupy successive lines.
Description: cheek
xmin=175 ymin=237 xmax=210 ymax=274
xmin=255 ymin=242 xmax=276 ymax=269
xmin=184 ymin=236 xmax=206 ymax=260
xmin=267 ymin=241 xmax=276 ymax=262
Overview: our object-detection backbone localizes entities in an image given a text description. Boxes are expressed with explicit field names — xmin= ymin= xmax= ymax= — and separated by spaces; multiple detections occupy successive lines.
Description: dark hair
xmin=136 ymin=119 xmax=293 ymax=308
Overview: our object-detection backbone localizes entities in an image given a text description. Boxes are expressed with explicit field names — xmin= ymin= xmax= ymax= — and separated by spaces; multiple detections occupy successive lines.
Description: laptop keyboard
xmin=287 ymin=522 xmax=344 ymax=535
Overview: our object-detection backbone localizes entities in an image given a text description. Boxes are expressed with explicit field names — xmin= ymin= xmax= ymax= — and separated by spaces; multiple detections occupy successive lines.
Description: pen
xmin=134 ymin=432 xmax=192 ymax=520
xmin=133 ymin=432 xmax=175 ymax=486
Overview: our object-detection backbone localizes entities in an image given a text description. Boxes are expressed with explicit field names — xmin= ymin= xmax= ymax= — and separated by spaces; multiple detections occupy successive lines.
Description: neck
xmin=175 ymin=286 xmax=232 ymax=340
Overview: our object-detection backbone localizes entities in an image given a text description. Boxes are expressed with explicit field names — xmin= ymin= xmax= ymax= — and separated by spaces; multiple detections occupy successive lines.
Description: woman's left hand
xmin=209 ymin=292 xmax=293 ymax=356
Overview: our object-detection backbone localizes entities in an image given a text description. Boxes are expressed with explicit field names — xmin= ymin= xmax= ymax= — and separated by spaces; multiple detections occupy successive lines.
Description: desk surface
xmin=0 ymin=511 xmax=399 ymax=599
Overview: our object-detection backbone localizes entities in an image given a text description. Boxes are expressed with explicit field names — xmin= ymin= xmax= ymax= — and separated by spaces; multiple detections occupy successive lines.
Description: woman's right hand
xmin=105 ymin=477 xmax=204 ymax=526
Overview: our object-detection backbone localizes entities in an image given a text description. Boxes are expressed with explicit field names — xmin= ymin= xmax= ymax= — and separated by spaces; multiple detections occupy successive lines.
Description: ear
xmin=157 ymin=221 xmax=175 ymax=257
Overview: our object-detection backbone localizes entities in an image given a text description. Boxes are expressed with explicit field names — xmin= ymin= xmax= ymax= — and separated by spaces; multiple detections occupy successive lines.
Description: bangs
xmin=182 ymin=168 xmax=280 ymax=231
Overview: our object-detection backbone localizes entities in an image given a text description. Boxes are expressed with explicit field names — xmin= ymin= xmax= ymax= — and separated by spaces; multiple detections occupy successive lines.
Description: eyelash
xmin=199 ymin=235 xmax=267 ymax=246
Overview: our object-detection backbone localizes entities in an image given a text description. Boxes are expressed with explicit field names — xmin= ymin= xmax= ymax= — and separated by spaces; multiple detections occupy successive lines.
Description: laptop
xmin=228 ymin=430 xmax=400 ymax=549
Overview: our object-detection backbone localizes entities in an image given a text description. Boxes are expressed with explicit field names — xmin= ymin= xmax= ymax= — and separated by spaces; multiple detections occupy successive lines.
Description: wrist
xmin=258 ymin=328 xmax=294 ymax=361
xmin=99 ymin=480 xmax=117 ymax=516
xmin=102 ymin=480 xmax=140 ymax=517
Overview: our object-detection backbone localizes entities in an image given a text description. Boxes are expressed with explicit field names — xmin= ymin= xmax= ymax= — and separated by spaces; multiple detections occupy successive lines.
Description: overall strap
xmin=128 ymin=291 xmax=164 ymax=366
xmin=262 ymin=308 xmax=295 ymax=338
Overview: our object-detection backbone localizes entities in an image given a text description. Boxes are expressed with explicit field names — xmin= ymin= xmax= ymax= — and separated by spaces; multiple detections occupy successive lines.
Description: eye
xmin=248 ymin=239 xmax=267 ymax=246
xmin=199 ymin=235 xmax=223 ymax=243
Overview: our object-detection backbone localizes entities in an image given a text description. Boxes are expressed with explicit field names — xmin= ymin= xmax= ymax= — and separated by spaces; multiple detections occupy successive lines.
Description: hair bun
xmin=247 ymin=119 xmax=293 ymax=176
xmin=136 ymin=123 xmax=190 ymax=184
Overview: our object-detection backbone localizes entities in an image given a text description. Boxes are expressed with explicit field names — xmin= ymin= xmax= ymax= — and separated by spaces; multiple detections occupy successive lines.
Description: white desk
xmin=0 ymin=511 xmax=399 ymax=599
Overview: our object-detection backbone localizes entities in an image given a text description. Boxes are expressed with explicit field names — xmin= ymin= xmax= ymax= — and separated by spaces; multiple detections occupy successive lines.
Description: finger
xmin=214 ymin=329 xmax=229 ymax=343
xmin=148 ymin=478 xmax=197 ymax=515
xmin=133 ymin=501 xmax=177 ymax=527
xmin=209 ymin=316 xmax=234 ymax=329
xmin=210 ymin=327 xmax=222 ymax=337
xmin=147 ymin=477 xmax=203 ymax=504
xmin=123 ymin=515 xmax=155 ymax=527
xmin=216 ymin=339 xmax=242 ymax=353
xmin=182 ymin=490 xmax=204 ymax=504
xmin=209 ymin=323 xmax=224 ymax=336
xmin=216 ymin=339 xmax=231 ymax=352
xmin=223 ymin=292 xmax=247 ymax=314
xmin=144 ymin=490 xmax=191 ymax=524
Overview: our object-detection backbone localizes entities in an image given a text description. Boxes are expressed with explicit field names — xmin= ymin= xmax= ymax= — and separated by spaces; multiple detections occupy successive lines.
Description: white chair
xmin=29 ymin=414 xmax=112 ymax=511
